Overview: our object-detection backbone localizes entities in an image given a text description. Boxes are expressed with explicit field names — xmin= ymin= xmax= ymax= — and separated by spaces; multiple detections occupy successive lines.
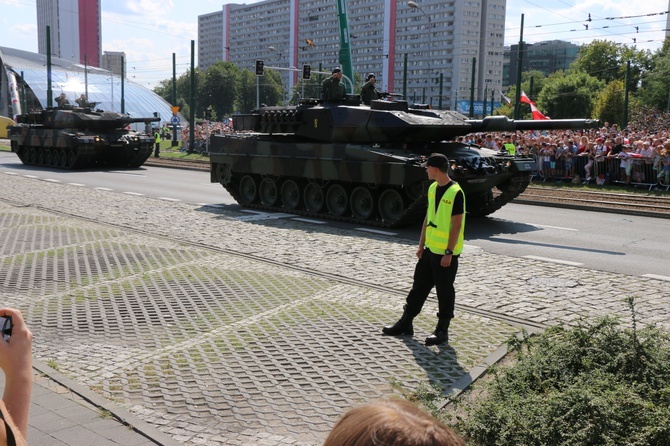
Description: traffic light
xmin=302 ymin=64 xmax=311 ymax=80
xmin=255 ymin=60 xmax=264 ymax=76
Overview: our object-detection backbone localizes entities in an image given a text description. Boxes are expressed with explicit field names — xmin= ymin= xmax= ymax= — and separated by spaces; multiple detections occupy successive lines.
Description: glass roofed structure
xmin=0 ymin=46 xmax=179 ymax=123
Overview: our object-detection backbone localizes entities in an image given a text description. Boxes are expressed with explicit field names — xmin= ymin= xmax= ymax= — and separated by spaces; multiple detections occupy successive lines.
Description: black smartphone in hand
xmin=0 ymin=316 xmax=13 ymax=341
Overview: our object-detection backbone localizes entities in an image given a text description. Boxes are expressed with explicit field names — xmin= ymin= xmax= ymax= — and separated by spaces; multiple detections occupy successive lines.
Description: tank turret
xmin=209 ymin=100 xmax=599 ymax=227
xmin=9 ymin=107 xmax=160 ymax=169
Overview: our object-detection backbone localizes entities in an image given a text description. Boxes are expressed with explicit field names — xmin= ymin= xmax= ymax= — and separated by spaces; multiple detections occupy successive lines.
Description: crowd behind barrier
xmin=462 ymin=124 xmax=670 ymax=191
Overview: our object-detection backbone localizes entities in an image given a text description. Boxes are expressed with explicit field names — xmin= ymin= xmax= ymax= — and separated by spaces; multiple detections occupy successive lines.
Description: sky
xmin=0 ymin=0 xmax=667 ymax=88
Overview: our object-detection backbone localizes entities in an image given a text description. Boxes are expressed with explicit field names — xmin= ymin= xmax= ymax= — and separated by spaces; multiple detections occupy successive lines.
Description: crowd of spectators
xmin=176 ymin=120 xmax=234 ymax=154
xmin=463 ymin=122 xmax=670 ymax=188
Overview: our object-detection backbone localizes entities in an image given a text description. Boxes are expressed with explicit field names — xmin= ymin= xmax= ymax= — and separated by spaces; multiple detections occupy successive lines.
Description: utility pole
xmin=514 ymin=14 xmax=524 ymax=120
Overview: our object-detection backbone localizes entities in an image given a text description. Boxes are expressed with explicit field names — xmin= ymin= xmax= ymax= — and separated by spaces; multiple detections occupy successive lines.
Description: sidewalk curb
xmin=32 ymin=359 xmax=180 ymax=446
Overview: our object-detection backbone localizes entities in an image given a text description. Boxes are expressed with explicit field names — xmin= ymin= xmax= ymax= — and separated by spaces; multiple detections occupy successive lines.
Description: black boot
xmin=382 ymin=306 xmax=415 ymax=336
xmin=425 ymin=315 xmax=450 ymax=346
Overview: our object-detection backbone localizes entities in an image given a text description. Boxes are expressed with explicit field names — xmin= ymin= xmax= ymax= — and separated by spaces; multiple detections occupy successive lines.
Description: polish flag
xmin=530 ymin=102 xmax=550 ymax=120
xmin=499 ymin=90 xmax=511 ymax=105
xmin=520 ymin=90 xmax=535 ymax=105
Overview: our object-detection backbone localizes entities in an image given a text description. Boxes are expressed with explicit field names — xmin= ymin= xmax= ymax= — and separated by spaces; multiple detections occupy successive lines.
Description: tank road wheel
xmin=37 ymin=148 xmax=45 ymax=165
xmin=280 ymin=179 xmax=301 ymax=210
xmin=58 ymin=150 xmax=68 ymax=168
xmin=259 ymin=178 xmax=279 ymax=206
xmin=378 ymin=189 xmax=406 ymax=225
xmin=326 ymin=184 xmax=349 ymax=217
xmin=44 ymin=149 xmax=53 ymax=166
xmin=238 ymin=175 xmax=258 ymax=205
xmin=66 ymin=150 xmax=77 ymax=169
xmin=28 ymin=148 xmax=37 ymax=164
xmin=350 ymin=186 xmax=375 ymax=220
xmin=304 ymin=182 xmax=325 ymax=213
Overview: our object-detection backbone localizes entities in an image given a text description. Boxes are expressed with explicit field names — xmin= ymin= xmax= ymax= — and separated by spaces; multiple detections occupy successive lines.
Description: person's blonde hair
xmin=323 ymin=399 xmax=466 ymax=446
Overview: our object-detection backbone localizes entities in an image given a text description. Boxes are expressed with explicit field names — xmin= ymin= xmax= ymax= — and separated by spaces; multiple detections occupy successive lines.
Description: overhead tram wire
xmin=506 ymin=3 xmax=668 ymax=46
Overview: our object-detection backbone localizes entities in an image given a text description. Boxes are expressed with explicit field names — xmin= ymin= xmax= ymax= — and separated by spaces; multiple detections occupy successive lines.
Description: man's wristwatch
xmin=444 ymin=249 xmax=453 ymax=255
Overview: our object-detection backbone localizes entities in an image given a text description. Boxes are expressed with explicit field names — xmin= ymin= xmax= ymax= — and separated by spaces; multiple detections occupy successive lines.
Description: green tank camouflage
xmin=9 ymin=108 xmax=159 ymax=169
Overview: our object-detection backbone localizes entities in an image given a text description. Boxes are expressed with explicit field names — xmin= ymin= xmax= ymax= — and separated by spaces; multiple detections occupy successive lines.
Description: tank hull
xmin=9 ymin=126 xmax=154 ymax=169
xmin=8 ymin=108 xmax=158 ymax=169
xmin=209 ymin=133 xmax=535 ymax=227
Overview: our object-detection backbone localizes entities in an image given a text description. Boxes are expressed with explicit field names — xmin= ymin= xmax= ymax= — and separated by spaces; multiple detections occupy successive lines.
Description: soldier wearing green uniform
xmin=321 ymin=67 xmax=346 ymax=102
xmin=360 ymin=73 xmax=379 ymax=105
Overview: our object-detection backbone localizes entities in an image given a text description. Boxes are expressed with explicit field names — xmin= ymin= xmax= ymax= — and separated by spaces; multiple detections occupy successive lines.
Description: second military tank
xmin=209 ymin=97 xmax=598 ymax=227
xmin=8 ymin=105 xmax=159 ymax=169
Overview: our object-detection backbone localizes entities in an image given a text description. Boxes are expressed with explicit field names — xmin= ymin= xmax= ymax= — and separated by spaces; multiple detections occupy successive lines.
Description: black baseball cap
xmin=421 ymin=153 xmax=449 ymax=168
xmin=332 ymin=67 xmax=342 ymax=74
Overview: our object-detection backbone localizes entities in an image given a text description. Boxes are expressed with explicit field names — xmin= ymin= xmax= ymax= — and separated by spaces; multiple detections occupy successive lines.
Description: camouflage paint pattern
xmin=8 ymin=107 xmax=159 ymax=169
xmin=209 ymin=100 xmax=598 ymax=227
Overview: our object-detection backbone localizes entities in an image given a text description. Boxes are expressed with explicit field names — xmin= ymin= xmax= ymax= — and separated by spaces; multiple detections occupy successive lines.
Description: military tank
xmin=209 ymin=97 xmax=598 ymax=227
xmin=8 ymin=105 xmax=160 ymax=169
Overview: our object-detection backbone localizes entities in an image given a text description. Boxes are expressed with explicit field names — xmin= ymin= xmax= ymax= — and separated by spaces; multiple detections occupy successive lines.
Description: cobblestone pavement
xmin=0 ymin=172 xmax=668 ymax=444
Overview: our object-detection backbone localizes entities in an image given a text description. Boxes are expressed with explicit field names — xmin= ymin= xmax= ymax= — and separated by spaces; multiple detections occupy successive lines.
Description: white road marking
xmin=43 ymin=179 xmax=60 ymax=183
xmin=236 ymin=212 xmax=294 ymax=222
xmin=642 ymin=274 xmax=670 ymax=282
xmin=523 ymin=255 xmax=583 ymax=266
xmin=123 ymin=192 xmax=145 ymax=196
xmin=3 ymin=172 xmax=17 ymax=175
xmin=535 ymin=224 xmax=578 ymax=232
xmin=95 ymin=187 xmax=114 ymax=191
xmin=355 ymin=228 xmax=398 ymax=236
xmin=67 ymin=183 xmax=86 ymax=187
xmin=291 ymin=218 xmax=327 ymax=225
xmin=23 ymin=175 xmax=38 ymax=179
xmin=158 ymin=197 xmax=181 ymax=202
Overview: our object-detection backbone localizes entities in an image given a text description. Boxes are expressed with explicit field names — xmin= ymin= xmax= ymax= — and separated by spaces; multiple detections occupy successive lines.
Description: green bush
xmin=455 ymin=300 xmax=670 ymax=446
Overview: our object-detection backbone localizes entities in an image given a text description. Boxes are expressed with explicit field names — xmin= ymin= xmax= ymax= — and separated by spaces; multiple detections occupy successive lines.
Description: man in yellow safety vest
xmin=383 ymin=153 xmax=466 ymax=346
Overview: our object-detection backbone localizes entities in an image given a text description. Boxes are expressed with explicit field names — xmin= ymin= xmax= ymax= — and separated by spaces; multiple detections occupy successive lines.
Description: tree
xmin=570 ymin=40 xmax=651 ymax=92
xmin=537 ymin=70 xmax=604 ymax=119
xmin=592 ymin=79 xmax=625 ymax=126
xmin=199 ymin=62 xmax=240 ymax=118
xmin=637 ymin=37 xmax=670 ymax=111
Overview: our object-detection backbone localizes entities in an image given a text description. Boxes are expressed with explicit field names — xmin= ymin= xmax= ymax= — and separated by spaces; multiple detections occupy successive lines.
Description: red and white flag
xmin=499 ymin=90 xmax=511 ymax=105
xmin=520 ymin=90 xmax=535 ymax=105
xmin=530 ymin=102 xmax=550 ymax=120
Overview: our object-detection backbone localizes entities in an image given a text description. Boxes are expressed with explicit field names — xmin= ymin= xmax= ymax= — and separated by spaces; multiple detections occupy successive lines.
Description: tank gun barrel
xmin=465 ymin=116 xmax=600 ymax=133
xmin=118 ymin=116 xmax=161 ymax=125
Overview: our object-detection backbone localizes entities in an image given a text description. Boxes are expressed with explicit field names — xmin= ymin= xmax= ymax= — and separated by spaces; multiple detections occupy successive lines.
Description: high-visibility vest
xmin=503 ymin=142 xmax=516 ymax=155
xmin=424 ymin=182 xmax=466 ymax=255
xmin=155 ymin=132 xmax=161 ymax=143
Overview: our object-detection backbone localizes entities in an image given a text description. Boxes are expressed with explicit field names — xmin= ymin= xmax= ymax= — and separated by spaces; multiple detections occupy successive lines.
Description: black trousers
xmin=404 ymin=249 xmax=459 ymax=320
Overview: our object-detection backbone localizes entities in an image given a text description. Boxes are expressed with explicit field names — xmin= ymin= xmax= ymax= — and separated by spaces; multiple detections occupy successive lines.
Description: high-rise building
xmin=101 ymin=51 xmax=126 ymax=78
xmin=36 ymin=0 xmax=102 ymax=67
xmin=197 ymin=0 xmax=506 ymax=109
xmin=505 ymin=40 xmax=580 ymax=89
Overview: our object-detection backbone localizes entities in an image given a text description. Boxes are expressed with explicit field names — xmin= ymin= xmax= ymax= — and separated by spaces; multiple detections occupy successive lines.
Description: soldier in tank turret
xmin=321 ymin=67 xmax=346 ymax=102
xmin=55 ymin=93 xmax=70 ymax=108
xmin=360 ymin=73 xmax=380 ymax=105
xmin=75 ymin=94 xmax=91 ymax=108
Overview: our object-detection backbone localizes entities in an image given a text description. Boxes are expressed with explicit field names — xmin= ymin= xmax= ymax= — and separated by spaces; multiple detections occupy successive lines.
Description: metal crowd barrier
xmin=532 ymin=154 xmax=669 ymax=191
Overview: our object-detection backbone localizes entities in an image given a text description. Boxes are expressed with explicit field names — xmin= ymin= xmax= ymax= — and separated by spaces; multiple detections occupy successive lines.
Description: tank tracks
xmin=220 ymin=172 xmax=428 ymax=229
xmin=13 ymin=144 xmax=153 ymax=169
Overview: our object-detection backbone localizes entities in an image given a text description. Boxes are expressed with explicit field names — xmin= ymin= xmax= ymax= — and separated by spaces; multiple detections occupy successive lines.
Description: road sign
xmin=170 ymin=115 xmax=180 ymax=125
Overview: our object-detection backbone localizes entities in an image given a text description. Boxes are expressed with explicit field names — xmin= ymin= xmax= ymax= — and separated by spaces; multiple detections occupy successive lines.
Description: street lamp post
xmin=408 ymin=1 xmax=431 ymax=105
